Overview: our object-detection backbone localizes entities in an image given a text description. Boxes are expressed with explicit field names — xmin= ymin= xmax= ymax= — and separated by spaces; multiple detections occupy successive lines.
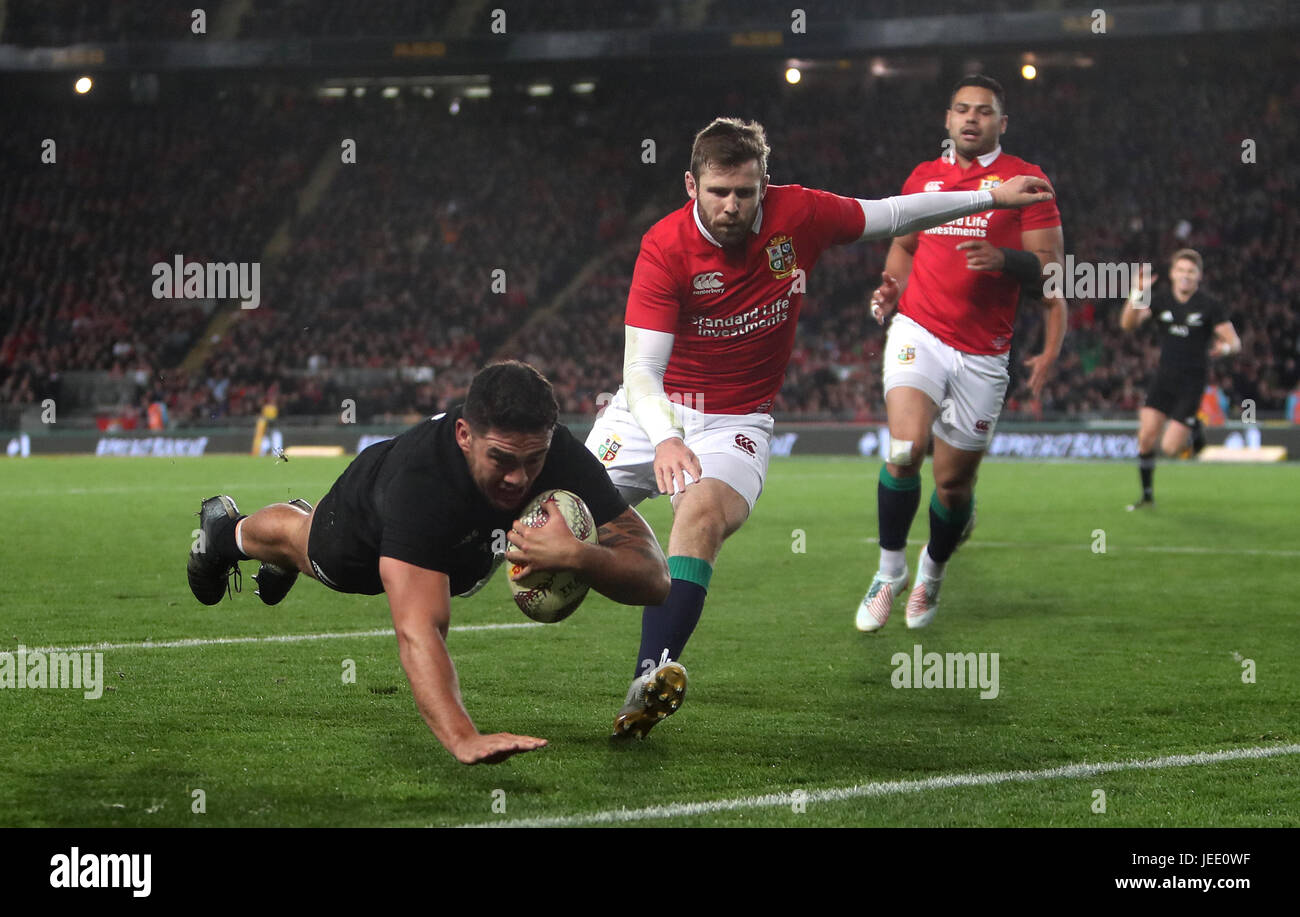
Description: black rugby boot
xmin=188 ymin=495 xmax=243 ymax=605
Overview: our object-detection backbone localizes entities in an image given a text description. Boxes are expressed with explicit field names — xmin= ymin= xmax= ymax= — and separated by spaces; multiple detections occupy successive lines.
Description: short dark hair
xmin=950 ymin=74 xmax=1006 ymax=115
xmin=690 ymin=117 xmax=770 ymax=182
xmin=463 ymin=361 xmax=558 ymax=434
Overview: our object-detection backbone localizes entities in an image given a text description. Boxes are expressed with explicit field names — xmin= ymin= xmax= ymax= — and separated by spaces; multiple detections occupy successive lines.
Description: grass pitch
xmin=1 ymin=454 xmax=1296 ymax=827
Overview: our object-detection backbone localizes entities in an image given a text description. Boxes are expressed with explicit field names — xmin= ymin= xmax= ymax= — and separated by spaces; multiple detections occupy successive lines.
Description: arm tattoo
xmin=597 ymin=513 xmax=664 ymax=565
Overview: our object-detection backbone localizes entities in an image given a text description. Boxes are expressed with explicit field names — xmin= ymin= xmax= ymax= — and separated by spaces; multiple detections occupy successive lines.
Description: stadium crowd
xmin=3 ymin=0 xmax=1216 ymax=44
xmin=2 ymin=48 xmax=1297 ymax=427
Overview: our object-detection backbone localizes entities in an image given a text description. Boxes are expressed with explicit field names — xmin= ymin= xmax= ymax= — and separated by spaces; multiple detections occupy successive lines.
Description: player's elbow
xmin=615 ymin=551 xmax=670 ymax=606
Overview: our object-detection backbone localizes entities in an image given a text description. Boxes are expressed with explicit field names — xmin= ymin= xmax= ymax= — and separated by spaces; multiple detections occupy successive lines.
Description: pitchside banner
xmin=5 ymin=423 xmax=1296 ymax=460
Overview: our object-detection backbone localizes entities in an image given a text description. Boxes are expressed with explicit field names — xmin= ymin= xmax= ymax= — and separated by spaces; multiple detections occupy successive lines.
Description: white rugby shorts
xmin=585 ymin=387 xmax=774 ymax=513
xmin=882 ymin=313 xmax=1009 ymax=452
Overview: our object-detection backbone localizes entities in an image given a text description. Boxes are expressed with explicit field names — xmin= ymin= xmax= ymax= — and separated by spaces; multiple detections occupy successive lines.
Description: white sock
xmin=918 ymin=545 xmax=945 ymax=581
xmin=879 ymin=548 xmax=906 ymax=578
xmin=234 ymin=518 xmax=248 ymax=558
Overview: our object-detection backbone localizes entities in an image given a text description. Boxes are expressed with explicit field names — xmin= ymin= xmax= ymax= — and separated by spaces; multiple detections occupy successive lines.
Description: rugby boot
xmin=188 ymin=495 xmax=242 ymax=605
xmin=855 ymin=567 xmax=909 ymax=632
xmin=905 ymin=561 xmax=943 ymax=630
xmin=612 ymin=650 xmax=688 ymax=740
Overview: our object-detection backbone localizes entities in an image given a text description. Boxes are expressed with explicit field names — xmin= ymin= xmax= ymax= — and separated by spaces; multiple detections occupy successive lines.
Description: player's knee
xmin=285 ymin=510 xmax=314 ymax=573
xmin=685 ymin=503 xmax=729 ymax=544
xmin=887 ymin=436 xmax=925 ymax=468
xmin=671 ymin=491 xmax=731 ymax=550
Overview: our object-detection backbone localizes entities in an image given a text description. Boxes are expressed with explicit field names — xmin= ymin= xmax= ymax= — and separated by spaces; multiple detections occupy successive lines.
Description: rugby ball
xmin=508 ymin=490 xmax=597 ymax=623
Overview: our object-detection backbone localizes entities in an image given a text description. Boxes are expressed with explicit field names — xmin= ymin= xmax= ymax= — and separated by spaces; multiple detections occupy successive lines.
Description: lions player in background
xmin=588 ymin=116 xmax=1055 ymax=737
xmin=858 ymin=75 xmax=1066 ymax=633
xmin=1120 ymin=249 xmax=1240 ymax=509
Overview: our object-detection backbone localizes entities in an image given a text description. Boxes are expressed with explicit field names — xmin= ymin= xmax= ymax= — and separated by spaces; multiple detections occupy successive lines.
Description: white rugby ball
xmin=508 ymin=489 xmax=597 ymax=623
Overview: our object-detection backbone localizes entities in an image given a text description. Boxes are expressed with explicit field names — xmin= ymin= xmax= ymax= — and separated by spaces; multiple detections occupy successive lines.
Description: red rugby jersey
xmin=624 ymin=184 xmax=864 ymax=415
xmin=898 ymin=150 xmax=1061 ymax=354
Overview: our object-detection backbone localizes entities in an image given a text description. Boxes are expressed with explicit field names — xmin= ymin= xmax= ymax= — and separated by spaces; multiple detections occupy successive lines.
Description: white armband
xmin=623 ymin=325 xmax=683 ymax=447
xmin=857 ymin=190 xmax=995 ymax=241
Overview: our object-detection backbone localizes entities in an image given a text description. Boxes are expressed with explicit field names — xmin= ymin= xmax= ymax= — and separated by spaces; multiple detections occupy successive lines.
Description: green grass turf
xmin=0 ymin=455 xmax=1296 ymax=827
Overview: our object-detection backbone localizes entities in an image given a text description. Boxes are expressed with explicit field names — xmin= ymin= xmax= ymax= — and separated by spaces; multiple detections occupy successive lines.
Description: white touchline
xmin=456 ymin=744 xmax=1300 ymax=828
xmin=31 ymin=622 xmax=542 ymax=654
xmin=862 ymin=537 xmax=1300 ymax=558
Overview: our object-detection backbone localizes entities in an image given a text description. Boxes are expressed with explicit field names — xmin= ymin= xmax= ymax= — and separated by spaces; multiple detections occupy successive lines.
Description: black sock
xmin=927 ymin=493 xmax=974 ymax=564
xmin=1139 ymin=451 xmax=1155 ymax=501
xmin=212 ymin=514 xmax=249 ymax=562
xmin=1191 ymin=418 xmax=1206 ymax=455
xmin=878 ymin=465 xmax=922 ymax=550
xmin=634 ymin=557 xmax=710 ymax=677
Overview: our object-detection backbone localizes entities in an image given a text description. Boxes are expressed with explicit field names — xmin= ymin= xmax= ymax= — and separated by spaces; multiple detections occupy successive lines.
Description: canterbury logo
xmin=733 ymin=434 xmax=757 ymax=455
xmin=692 ymin=271 xmax=724 ymax=293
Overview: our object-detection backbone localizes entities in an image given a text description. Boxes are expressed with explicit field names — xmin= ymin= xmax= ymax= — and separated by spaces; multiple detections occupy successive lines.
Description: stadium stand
xmin=2 ymin=0 xmax=1215 ymax=43
xmin=1 ymin=39 xmax=1295 ymax=427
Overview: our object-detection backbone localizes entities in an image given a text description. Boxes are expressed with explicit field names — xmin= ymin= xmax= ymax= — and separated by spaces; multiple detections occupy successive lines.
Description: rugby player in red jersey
xmin=856 ymin=75 xmax=1066 ymax=633
xmin=586 ymin=116 xmax=1054 ymax=737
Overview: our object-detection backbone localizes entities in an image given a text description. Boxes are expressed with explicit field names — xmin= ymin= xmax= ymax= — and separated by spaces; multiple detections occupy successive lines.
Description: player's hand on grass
xmin=506 ymin=509 xmax=579 ymax=577
xmin=453 ymin=732 xmax=548 ymax=765
xmin=870 ymin=271 xmax=902 ymax=324
xmin=654 ymin=437 xmax=701 ymax=496
xmin=1023 ymin=352 xmax=1056 ymax=398
xmin=955 ymin=240 xmax=1005 ymax=272
xmin=989 ymin=174 xmax=1055 ymax=208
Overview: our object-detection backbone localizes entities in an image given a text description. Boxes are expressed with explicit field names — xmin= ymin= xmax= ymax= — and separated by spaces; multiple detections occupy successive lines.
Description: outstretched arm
xmin=380 ymin=556 xmax=547 ymax=764
xmin=507 ymin=505 xmax=669 ymax=606
xmin=857 ymin=175 xmax=1055 ymax=241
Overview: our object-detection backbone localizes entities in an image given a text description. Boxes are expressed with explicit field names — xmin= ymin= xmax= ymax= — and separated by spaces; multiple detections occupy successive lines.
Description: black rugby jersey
xmin=324 ymin=406 xmax=626 ymax=596
xmin=1149 ymin=288 xmax=1227 ymax=380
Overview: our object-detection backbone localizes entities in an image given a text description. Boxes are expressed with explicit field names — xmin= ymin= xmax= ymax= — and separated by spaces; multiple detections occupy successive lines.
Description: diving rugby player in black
xmin=187 ymin=361 xmax=669 ymax=764
xmin=1120 ymin=249 xmax=1240 ymax=509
